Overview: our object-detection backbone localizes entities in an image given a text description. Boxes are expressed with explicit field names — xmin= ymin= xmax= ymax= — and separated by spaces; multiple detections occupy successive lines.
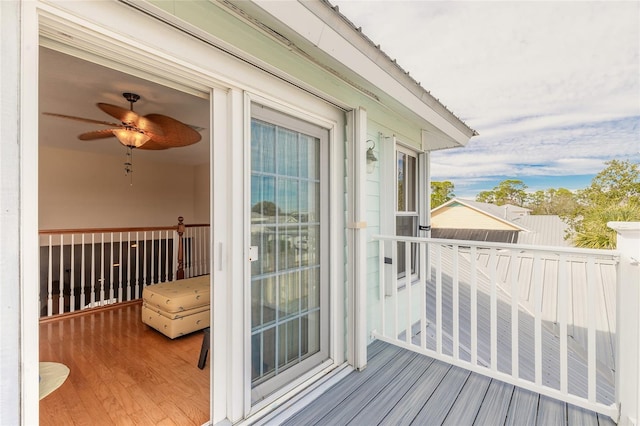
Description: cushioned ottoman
xmin=141 ymin=274 xmax=210 ymax=339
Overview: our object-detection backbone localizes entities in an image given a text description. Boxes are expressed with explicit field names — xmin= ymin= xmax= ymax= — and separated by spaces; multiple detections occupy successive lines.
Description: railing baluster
xmin=143 ymin=231 xmax=147 ymax=287
xmin=436 ymin=243 xmax=442 ymax=355
xmin=135 ymin=231 xmax=140 ymax=298
xmin=109 ymin=232 xmax=115 ymax=304
xmin=470 ymin=245 xmax=478 ymax=366
xmin=452 ymin=244 xmax=459 ymax=360
xmin=126 ymin=232 xmax=131 ymax=301
xmin=70 ymin=234 xmax=75 ymax=312
xmin=379 ymin=240 xmax=385 ymax=338
xmin=533 ymin=252 xmax=543 ymax=386
xmin=405 ymin=240 xmax=411 ymax=344
xmin=420 ymin=242 xmax=427 ymax=350
xmin=559 ymin=254 xmax=568 ymax=394
xmin=489 ymin=248 xmax=498 ymax=372
xmin=150 ymin=230 xmax=156 ymax=284
xmin=80 ymin=234 xmax=86 ymax=309
xmin=118 ymin=232 xmax=123 ymax=303
xmin=391 ymin=241 xmax=398 ymax=339
xmin=59 ymin=234 xmax=64 ymax=315
xmin=100 ymin=233 xmax=105 ymax=304
xmin=164 ymin=230 xmax=169 ymax=282
xmin=90 ymin=233 xmax=96 ymax=306
xmin=510 ymin=249 xmax=519 ymax=379
xmin=587 ymin=257 xmax=597 ymax=403
xmin=47 ymin=235 xmax=53 ymax=317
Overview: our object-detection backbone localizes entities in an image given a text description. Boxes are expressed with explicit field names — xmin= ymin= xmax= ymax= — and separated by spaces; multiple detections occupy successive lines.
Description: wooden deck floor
xmin=281 ymin=340 xmax=617 ymax=426
xmin=39 ymin=302 xmax=209 ymax=426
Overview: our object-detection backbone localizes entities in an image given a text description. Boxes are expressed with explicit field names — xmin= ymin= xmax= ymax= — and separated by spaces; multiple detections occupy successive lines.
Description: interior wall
xmin=194 ymin=163 xmax=211 ymax=224
xmin=39 ymin=146 xmax=204 ymax=229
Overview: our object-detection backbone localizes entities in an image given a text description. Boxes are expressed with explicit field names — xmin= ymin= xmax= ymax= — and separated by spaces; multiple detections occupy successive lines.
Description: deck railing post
xmin=609 ymin=221 xmax=640 ymax=425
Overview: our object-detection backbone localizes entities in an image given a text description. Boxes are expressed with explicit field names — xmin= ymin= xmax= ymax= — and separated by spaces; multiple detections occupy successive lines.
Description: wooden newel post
xmin=177 ymin=216 xmax=185 ymax=280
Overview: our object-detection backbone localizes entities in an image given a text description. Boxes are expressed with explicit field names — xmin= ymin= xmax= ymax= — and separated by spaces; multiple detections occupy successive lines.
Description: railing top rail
xmin=40 ymin=223 xmax=210 ymax=235
xmin=373 ymin=234 xmax=620 ymax=259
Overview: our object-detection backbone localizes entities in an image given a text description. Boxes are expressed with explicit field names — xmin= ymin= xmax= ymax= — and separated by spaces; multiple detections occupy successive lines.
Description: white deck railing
xmin=39 ymin=219 xmax=210 ymax=317
xmin=372 ymin=234 xmax=623 ymax=420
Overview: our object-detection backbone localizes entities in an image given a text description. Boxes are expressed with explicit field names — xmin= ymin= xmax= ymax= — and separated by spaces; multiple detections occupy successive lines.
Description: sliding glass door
xmin=249 ymin=105 xmax=329 ymax=402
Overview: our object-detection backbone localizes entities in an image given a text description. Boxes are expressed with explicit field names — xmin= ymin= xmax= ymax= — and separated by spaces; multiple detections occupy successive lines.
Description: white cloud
xmin=332 ymin=0 xmax=640 ymax=194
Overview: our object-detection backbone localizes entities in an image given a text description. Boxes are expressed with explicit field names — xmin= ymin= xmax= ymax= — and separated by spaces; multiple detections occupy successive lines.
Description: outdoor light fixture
xmin=366 ymin=139 xmax=378 ymax=174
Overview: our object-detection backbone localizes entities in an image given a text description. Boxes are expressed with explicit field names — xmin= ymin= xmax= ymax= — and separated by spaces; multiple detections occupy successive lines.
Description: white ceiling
xmin=39 ymin=47 xmax=211 ymax=165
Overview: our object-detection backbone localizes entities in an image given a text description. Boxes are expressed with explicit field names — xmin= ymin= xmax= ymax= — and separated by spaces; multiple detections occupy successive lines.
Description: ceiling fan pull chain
xmin=124 ymin=147 xmax=134 ymax=186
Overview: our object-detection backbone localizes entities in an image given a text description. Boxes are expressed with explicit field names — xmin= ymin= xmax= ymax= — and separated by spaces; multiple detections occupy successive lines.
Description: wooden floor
xmin=39 ymin=302 xmax=210 ymax=426
xmin=281 ymin=340 xmax=617 ymax=426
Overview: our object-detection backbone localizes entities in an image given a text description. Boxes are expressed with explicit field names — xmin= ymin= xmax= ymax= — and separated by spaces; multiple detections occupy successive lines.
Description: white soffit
xmin=250 ymin=0 xmax=476 ymax=147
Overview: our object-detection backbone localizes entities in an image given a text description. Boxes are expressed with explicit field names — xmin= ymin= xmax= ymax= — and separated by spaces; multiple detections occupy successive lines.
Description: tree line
xmin=431 ymin=160 xmax=640 ymax=249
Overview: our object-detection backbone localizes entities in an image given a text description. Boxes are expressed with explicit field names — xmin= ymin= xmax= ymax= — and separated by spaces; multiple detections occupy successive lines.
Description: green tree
xmin=527 ymin=188 xmax=577 ymax=215
xmin=567 ymin=160 xmax=640 ymax=248
xmin=475 ymin=179 xmax=528 ymax=206
xmin=431 ymin=181 xmax=455 ymax=208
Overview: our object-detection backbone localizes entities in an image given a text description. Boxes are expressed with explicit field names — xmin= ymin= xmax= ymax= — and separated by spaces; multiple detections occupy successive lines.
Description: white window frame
xmin=395 ymin=144 xmax=421 ymax=281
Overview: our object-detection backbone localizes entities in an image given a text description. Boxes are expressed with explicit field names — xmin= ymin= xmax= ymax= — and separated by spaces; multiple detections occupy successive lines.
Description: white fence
xmin=39 ymin=221 xmax=210 ymax=317
xmin=373 ymin=235 xmax=620 ymax=419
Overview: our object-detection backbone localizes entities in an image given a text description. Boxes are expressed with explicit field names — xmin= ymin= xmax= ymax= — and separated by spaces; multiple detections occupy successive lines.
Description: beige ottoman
xmin=141 ymin=275 xmax=210 ymax=339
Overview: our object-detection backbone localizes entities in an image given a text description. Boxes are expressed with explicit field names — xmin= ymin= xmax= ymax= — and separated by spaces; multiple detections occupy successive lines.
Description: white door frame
xmin=23 ymin=2 xmax=350 ymax=424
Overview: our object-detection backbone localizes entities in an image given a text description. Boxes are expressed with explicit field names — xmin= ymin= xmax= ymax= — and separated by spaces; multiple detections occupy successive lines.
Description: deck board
xmin=442 ymin=373 xmax=492 ymax=425
xmin=472 ymin=379 xmax=514 ymax=425
xmin=283 ymin=341 xmax=612 ymax=426
xmin=505 ymin=387 xmax=539 ymax=425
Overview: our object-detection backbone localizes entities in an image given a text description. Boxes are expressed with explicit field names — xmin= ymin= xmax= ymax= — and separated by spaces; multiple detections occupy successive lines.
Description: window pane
xmin=397 ymin=152 xmax=405 ymax=211
xmin=407 ymin=155 xmax=416 ymax=212
xmin=396 ymin=216 xmax=417 ymax=276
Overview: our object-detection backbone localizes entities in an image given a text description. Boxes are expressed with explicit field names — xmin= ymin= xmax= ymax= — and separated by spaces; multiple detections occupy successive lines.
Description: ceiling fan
xmin=43 ymin=92 xmax=201 ymax=150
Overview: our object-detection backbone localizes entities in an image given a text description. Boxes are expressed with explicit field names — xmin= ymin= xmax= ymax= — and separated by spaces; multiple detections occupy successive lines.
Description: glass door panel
xmin=250 ymin=108 xmax=328 ymax=402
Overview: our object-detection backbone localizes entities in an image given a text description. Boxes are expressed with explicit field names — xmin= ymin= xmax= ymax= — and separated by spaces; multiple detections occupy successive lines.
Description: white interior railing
xmin=39 ymin=220 xmax=210 ymax=317
xmin=373 ymin=235 xmax=620 ymax=419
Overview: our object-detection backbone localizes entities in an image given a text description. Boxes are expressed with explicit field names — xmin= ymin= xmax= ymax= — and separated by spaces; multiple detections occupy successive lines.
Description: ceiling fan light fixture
xmin=113 ymin=128 xmax=150 ymax=148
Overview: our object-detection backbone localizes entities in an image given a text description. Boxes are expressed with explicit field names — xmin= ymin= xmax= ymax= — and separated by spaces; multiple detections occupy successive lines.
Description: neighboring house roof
xmin=431 ymin=198 xmax=571 ymax=247
xmin=431 ymin=198 xmax=529 ymax=232
xmin=512 ymin=214 xmax=572 ymax=247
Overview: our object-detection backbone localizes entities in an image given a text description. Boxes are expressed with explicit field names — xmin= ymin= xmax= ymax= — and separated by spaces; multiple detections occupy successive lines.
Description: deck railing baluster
xmin=452 ymin=244 xmax=459 ymax=360
xmin=559 ymin=254 xmax=568 ymax=394
xmin=510 ymin=249 xmax=519 ymax=380
xmin=405 ymin=241 xmax=411 ymax=344
xmin=435 ymin=243 xmax=442 ymax=355
xmin=533 ymin=252 xmax=542 ymax=387
xmin=489 ymin=247 xmax=497 ymax=373
xmin=587 ymin=257 xmax=597 ymax=403
xmin=420 ymin=242 xmax=427 ymax=351
xmin=470 ymin=245 xmax=478 ymax=366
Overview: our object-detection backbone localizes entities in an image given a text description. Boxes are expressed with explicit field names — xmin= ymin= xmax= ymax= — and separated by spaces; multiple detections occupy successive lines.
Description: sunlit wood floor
xmin=39 ymin=301 xmax=210 ymax=426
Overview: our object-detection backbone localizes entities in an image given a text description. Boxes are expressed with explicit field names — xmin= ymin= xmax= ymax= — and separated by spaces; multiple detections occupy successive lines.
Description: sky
xmin=331 ymin=1 xmax=640 ymax=198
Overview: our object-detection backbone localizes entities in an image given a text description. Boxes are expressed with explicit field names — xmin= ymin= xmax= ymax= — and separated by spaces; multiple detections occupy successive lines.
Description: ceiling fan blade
xmin=97 ymin=103 xmax=164 ymax=136
xmin=145 ymin=114 xmax=202 ymax=147
xmin=43 ymin=112 xmax=120 ymax=127
xmin=97 ymin=103 xmax=140 ymax=124
xmin=78 ymin=129 xmax=118 ymax=140
xmin=137 ymin=140 xmax=171 ymax=150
